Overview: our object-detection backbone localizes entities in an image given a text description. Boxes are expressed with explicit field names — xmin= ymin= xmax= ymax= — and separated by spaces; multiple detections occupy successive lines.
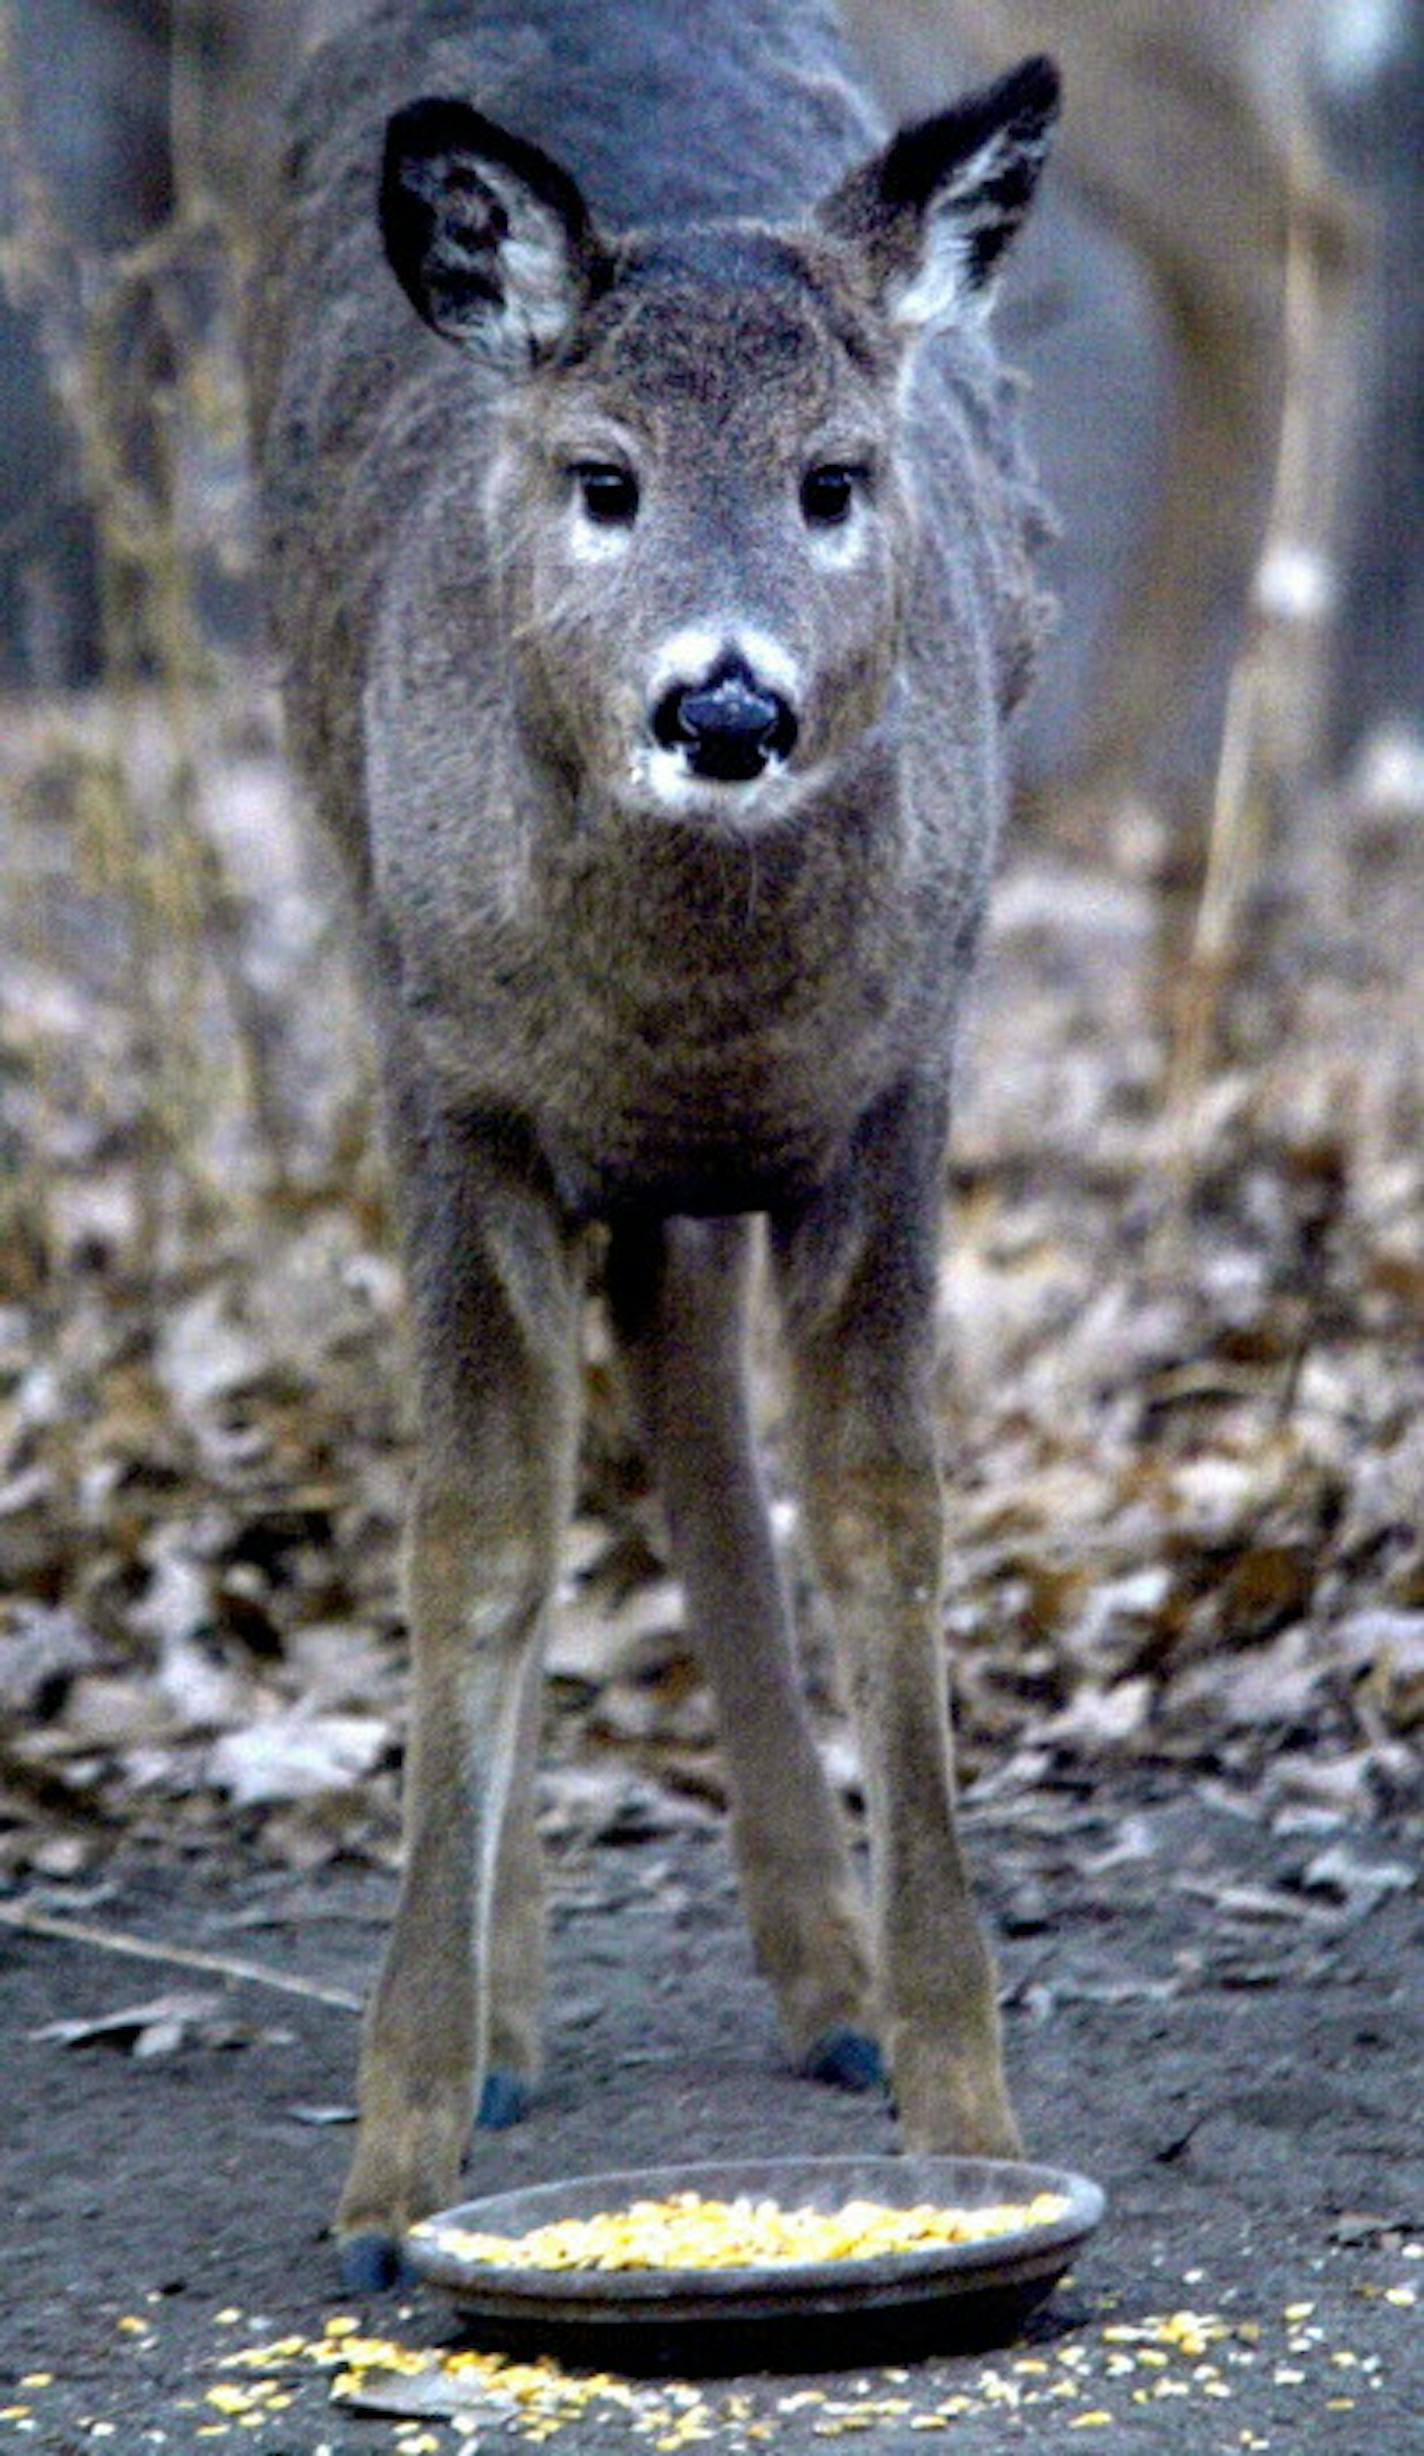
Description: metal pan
xmin=407 ymin=2154 xmax=1105 ymax=2371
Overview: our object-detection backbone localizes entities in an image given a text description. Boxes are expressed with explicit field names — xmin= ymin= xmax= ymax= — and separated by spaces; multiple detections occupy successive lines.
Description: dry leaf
xmin=206 ymin=1710 xmax=390 ymax=1806
xmin=30 ymin=1989 xmax=224 ymax=2056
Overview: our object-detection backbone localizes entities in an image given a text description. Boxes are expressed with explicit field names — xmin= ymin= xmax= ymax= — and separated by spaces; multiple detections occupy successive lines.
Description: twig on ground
xmin=0 ymin=1897 xmax=364 ymax=2011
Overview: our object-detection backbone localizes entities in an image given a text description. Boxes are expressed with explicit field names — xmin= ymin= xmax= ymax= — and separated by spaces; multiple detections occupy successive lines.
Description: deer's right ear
xmin=380 ymin=98 xmax=609 ymax=363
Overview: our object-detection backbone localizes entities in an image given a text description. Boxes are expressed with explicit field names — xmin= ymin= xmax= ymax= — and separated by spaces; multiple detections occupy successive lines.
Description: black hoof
xmin=337 ymin=2230 xmax=413 ymax=2293
xmin=802 ymin=2026 xmax=885 ymax=2093
xmin=477 ymin=2068 xmax=532 ymax=2129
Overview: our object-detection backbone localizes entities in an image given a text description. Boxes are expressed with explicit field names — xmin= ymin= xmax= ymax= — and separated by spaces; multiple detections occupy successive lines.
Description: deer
xmin=248 ymin=0 xmax=1059 ymax=2289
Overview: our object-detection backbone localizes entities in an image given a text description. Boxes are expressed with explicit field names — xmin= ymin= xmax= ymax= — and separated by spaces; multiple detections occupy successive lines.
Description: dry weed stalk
xmin=1165 ymin=132 xmax=1358 ymax=1196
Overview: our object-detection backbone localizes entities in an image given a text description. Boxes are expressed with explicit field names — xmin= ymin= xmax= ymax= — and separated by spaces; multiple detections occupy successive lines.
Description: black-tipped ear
xmin=819 ymin=54 xmax=1060 ymax=331
xmin=379 ymin=98 xmax=609 ymax=361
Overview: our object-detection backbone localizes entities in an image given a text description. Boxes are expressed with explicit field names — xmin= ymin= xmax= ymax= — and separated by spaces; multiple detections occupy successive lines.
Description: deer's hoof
xmin=801 ymin=2026 xmax=885 ymax=2093
xmin=338 ymin=2230 xmax=413 ymax=2294
xmin=477 ymin=2068 xmax=532 ymax=2129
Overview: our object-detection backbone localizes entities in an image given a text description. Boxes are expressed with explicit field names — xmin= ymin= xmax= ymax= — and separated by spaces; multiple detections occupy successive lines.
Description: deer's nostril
xmin=651 ymin=657 xmax=799 ymax=783
xmin=651 ymin=683 xmax=698 ymax=753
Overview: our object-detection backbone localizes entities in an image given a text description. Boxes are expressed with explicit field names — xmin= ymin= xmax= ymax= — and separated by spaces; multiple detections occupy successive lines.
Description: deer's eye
xmin=801 ymin=464 xmax=866 ymax=526
xmin=571 ymin=462 xmax=639 ymax=524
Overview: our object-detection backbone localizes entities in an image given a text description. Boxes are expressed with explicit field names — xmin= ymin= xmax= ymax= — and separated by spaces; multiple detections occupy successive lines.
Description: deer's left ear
xmin=818 ymin=54 xmax=1059 ymax=333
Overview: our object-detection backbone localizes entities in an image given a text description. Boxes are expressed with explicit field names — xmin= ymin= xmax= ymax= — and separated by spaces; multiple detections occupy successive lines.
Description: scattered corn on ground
xmin=0 ymin=2266 xmax=1415 ymax=2441
xmin=411 ymin=2188 xmax=1070 ymax=2273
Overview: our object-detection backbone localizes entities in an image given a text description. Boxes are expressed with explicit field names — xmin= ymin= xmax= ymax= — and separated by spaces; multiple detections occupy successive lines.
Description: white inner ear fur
xmin=476 ymin=164 xmax=580 ymax=351
xmin=886 ymin=121 xmax=1043 ymax=333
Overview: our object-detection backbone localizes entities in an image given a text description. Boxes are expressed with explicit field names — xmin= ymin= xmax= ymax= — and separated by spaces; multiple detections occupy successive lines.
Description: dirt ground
xmin=3 ymin=1765 xmax=1421 ymax=2453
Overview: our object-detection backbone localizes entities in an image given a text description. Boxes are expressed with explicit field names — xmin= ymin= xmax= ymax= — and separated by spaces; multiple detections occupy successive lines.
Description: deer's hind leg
xmin=477 ymin=1636 xmax=547 ymax=2131
xmin=771 ymin=1080 xmax=1020 ymax=2160
xmin=607 ymin=1214 xmax=878 ymax=2091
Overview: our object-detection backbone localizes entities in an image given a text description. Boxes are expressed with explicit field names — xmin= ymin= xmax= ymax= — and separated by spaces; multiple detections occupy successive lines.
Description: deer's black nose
xmin=652 ymin=656 xmax=799 ymax=783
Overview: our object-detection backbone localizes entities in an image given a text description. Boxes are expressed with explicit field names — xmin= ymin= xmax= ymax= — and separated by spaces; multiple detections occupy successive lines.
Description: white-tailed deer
xmin=250 ymin=0 xmax=1057 ymax=2288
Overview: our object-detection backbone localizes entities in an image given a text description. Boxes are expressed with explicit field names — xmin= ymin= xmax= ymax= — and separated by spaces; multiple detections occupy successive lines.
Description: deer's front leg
xmin=336 ymin=1115 xmax=582 ymax=2288
xmin=772 ymin=1081 xmax=1021 ymax=2160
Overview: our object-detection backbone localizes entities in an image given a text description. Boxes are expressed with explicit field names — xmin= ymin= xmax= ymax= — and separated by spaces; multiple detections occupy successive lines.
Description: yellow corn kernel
xmin=413 ymin=2188 xmax=1070 ymax=2273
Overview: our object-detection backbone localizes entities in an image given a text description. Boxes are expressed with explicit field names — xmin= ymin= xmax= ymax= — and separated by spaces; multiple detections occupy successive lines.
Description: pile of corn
xmin=413 ymin=2186 xmax=1070 ymax=2272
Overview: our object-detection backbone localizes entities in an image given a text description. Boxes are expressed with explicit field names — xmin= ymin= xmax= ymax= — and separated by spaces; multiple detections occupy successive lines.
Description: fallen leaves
xmin=2 ymin=695 xmax=1423 ymax=1886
